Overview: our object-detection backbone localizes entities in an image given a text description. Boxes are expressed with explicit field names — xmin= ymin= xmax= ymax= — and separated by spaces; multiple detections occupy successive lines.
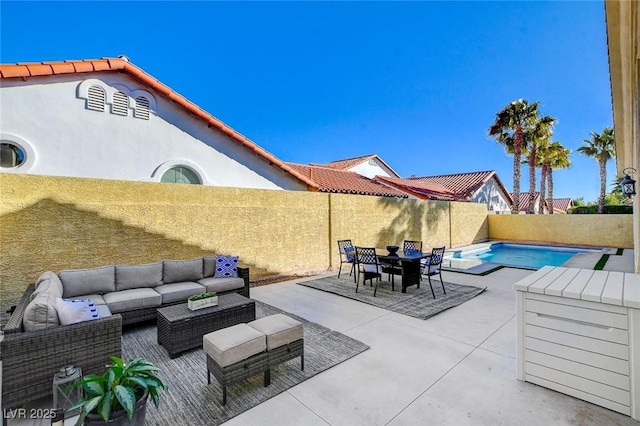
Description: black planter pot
xmin=83 ymin=390 xmax=149 ymax=426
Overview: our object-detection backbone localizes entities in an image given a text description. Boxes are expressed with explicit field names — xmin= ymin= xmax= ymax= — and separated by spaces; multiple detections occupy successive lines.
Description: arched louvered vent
xmin=87 ymin=86 xmax=106 ymax=112
xmin=112 ymin=92 xmax=129 ymax=116
xmin=134 ymin=96 xmax=150 ymax=120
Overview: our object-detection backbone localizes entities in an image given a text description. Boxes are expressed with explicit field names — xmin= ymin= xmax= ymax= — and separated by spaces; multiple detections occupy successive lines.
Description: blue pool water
xmin=452 ymin=243 xmax=595 ymax=269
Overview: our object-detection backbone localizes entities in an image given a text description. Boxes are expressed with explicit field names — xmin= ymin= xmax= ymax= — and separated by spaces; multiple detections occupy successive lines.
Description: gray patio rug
xmin=298 ymin=275 xmax=486 ymax=320
xmin=121 ymin=301 xmax=369 ymax=425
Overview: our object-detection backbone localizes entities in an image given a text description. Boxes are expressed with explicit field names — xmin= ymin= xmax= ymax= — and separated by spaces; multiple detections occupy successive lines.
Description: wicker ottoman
xmin=247 ymin=314 xmax=304 ymax=385
xmin=203 ymin=323 xmax=268 ymax=405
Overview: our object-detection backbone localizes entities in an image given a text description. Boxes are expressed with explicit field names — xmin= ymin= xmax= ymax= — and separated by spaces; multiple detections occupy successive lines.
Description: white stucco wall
xmin=349 ymin=158 xmax=395 ymax=179
xmin=471 ymin=177 xmax=511 ymax=213
xmin=0 ymin=73 xmax=306 ymax=191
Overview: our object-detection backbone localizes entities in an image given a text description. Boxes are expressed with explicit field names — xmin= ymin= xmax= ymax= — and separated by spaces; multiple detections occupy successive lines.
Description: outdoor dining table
xmin=376 ymin=249 xmax=431 ymax=293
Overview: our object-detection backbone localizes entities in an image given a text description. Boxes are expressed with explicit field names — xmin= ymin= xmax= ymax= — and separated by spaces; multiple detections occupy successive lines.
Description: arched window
xmin=87 ymin=85 xmax=106 ymax=112
xmin=0 ymin=143 xmax=25 ymax=168
xmin=160 ymin=166 xmax=201 ymax=184
xmin=112 ymin=91 xmax=129 ymax=116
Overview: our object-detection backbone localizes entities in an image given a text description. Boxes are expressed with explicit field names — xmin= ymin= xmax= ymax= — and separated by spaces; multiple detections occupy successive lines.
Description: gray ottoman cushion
xmin=153 ymin=282 xmax=206 ymax=304
xmin=203 ymin=324 xmax=266 ymax=368
xmin=248 ymin=314 xmax=303 ymax=350
xmin=198 ymin=277 xmax=244 ymax=294
xmin=60 ymin=266 xmax=116 ymax=298
xmin=103 ymin=288 xmax=162 ymax=313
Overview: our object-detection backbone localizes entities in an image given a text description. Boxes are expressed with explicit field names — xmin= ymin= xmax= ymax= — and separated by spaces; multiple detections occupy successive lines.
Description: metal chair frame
xmin=337 ymin=239 xmax=356 ymax=282
xmin=355 ymin=247 xmax=383 ymax=296
xmin=421 ymin=246 xmax=446 ymax=298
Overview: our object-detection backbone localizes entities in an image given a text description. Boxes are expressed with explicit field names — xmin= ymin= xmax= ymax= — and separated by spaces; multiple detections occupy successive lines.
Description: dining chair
xmin=421 ymin=246 xmax=446 ymax=298
xmin=355 ymin=247 xmax=383 ymax=296
xmin=403 ymin=240 xmax=423 ymax=254
xmin=337 ymin=239 xmax=356 ymax=282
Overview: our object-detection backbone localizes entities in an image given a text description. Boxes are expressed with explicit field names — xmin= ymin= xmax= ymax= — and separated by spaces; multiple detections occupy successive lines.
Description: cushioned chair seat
xmin=103 ymin=288 xmax=162 ymax=313
xmin=247 ymin=314 xmax=303 ymax=350
xmin=203 ymin=324 xmax=266 ymax=368
xmin=153 ymin=282 xmax=206 ymax=304
xmin=198 ymin=277 xmax=244 ymax=294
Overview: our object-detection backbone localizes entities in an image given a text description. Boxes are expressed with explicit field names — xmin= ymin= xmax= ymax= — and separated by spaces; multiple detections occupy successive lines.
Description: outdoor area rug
xmin=298 ymin=275 xmax=486 ymax=320
xmin=121 ymin=301 xmax=369 ymax=425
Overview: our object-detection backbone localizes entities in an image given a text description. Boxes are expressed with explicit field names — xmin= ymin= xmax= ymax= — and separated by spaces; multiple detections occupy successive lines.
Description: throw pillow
xmin=214 ymin=255 xmax=239 ymax=278
xmin=344 ymin=246 xmax=355 ymax=262
xmin=55 ymin=298 xmax=100 ymax=325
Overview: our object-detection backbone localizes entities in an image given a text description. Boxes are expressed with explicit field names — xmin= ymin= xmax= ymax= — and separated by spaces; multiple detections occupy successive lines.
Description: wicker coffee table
xmin=157 ymin=293 xmax=256 ymax=358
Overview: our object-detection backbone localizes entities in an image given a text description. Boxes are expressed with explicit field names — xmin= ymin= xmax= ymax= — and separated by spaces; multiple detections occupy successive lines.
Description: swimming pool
xmin=449 ymin=243 xmax=597 ymax=270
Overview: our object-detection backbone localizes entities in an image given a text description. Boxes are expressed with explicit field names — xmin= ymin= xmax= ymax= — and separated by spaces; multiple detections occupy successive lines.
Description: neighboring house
xmin=552 ymin=198 xmax=574 ymax=214
xmin=407 ymin=171 xmax=513 ymax=213
xmin=284 ymin=162 xmax=407 ymax=197
xmin=314 ymin=154 xmax=401 ymax=179
xmin=373 ymin=176 xmax=463 ymax=201
xmin=0 ymin=57 xmax=317 ymax=191
xmin=511 ymin=192 xmax=550 ymax=214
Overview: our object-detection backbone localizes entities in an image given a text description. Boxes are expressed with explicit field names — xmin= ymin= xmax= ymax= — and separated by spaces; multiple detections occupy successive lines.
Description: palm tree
xmin=539 ymin=142 xmax=571 ymax=214
xmin=523 ymin=115 xmax=555 ymax=214
xmin=577 ymin=127 xmax=616 ymax=214
xmin=489 ymin=99 xmax=546 ymax=214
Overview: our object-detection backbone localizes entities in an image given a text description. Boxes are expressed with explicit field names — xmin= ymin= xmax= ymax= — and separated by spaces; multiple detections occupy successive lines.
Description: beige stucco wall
xmin=488 ymin=214 xmax=634 ymax=248
xmin=0 ymin=174 xmax=488 ymax=310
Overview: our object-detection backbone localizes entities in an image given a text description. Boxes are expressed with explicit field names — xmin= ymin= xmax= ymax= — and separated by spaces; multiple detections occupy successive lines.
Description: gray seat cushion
xmin=198 ymin=277 xmax=244 ymax=294
xmin=116 ymin=262 xmax=163 ymax=291
xmin=203 ymin=324 xmax=266 ymax=367
xmin=153 ymin=282 xmax=206 ymax=304
xmin=77 ymin=294 xmax=107 ymax=306
xmin=163 ymin=259 xmax=203 ymax=284
xmin=59 ymin=266 xmax=116 ymax=298
xmin=103 ymin=288 xmax=162 ymax=313
xmin=248 ymin=314 xmax=304 ymax=350
xmin=96 ymin=304 xmax=112 ymax=318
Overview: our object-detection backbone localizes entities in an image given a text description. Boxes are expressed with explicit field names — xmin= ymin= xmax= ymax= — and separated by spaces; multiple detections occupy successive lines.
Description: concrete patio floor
xmin=226 ymin=267 xmax=640 ymax=426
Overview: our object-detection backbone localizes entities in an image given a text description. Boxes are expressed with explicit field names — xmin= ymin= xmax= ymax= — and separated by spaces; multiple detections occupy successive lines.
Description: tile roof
xmin=284 ymin=163 xmax=408 ymax=197
xmin=373 ymin=176 xmax=463 ymax=201
xmin=511 ymin=192 xmax=542 ymax=212
xmin=408 ymin=170 xmax=513 ymax=203
xmin=0 ymin=57 xmax=319 ymax=191
xmin=316 ymin=154 xmax=401 ymax=178
xmin=552 ymin=198 xmax=573 ymax=212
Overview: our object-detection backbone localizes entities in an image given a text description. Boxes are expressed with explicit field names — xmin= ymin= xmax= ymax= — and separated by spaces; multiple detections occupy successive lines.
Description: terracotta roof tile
xmin=374 ymin=176 xmax=463 ymax=201
xmin=511 ymin=192 xmax=542 ymax=212
xmin=317 ymin=154 xmax=401 ymax=178
xmin=552 ymin=198 xmax=573 ymax=212
xmin=285 ymin=163 xmax=407 ymax=197
xmin=0 ymin=57 xmax=318 ymax=190
xmin=409 ymin=170 xmax=512 ymax=204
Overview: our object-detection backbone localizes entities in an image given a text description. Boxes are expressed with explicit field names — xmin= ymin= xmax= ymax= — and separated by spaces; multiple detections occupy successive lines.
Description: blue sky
xmin=1 ymin=1 xmax=614 ymax=202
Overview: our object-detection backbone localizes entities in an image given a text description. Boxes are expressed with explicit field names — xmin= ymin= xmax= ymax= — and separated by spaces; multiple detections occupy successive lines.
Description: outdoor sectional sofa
xmin=0 ymin=256 xmax=250 ymax=412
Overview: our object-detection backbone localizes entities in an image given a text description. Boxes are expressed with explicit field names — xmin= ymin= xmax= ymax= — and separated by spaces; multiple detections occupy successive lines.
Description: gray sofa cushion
xmin=154 ymin=282 xmax=206 ymax=304
xmin=23 ymin=292 xmax=60 ymax=331
xmin=96 ymin=305 xmax=112 ymax=318
xmin=163 ymin=259 xmax=203 ymax=284
xmin=32 ymin=271 xmax=63 ymax=301
xmin=59 ymin=266 xmax=116 ymax=298
xmin=203 ymin=256 xmax=216 ymax=278
xmin=103 ymin=288 xmax=162 ymax=314
xmin=79 ymin=294 xmax=107 ymax=306
xmin=198 ymin=277 xmax=244 ymax=294
xmin=116 ymin=262 xmax=163 ymax=291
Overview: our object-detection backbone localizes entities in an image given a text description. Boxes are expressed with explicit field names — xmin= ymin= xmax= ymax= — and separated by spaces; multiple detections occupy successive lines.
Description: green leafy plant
xmin=188 ymin=292 xmax=217 ymax=301
xmin=69 ymin=356 xmax=167 ymax=424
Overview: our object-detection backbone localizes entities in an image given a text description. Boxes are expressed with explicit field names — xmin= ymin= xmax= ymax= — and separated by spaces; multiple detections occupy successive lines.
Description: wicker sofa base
xmin=206 ymin=338 xmax=304 ymax=405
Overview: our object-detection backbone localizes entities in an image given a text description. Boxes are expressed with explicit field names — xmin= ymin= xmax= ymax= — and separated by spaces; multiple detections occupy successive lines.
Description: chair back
xmin=429 ymin=246 xmax=446 ymax=266
xmin=338 ymin=239 xmax=355 ymax=262
xmin=355 ymin=246 xmax=379 ymax=266
xmin=403 ymin=240 xmax=423 ymax=253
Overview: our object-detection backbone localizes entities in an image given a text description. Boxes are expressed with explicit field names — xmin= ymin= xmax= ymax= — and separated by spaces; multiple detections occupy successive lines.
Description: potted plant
xmin=69 ymin=356 xmax=167 ymax=426
xmin=188 ymin=292 xmax=218 ymax=310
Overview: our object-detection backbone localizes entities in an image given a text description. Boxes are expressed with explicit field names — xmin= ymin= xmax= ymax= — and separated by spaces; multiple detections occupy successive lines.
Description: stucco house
xmin=0 ymin=56 xmax=318 ymax=191
xmin=312 ymin=154 xmax=401 ymax=179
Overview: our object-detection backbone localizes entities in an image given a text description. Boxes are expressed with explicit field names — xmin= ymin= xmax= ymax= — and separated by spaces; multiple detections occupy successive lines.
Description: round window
xmin=160 ymin=166 xmax=201 ymax=184
xmin=0 ymin=143 xmax=26 ymax=168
